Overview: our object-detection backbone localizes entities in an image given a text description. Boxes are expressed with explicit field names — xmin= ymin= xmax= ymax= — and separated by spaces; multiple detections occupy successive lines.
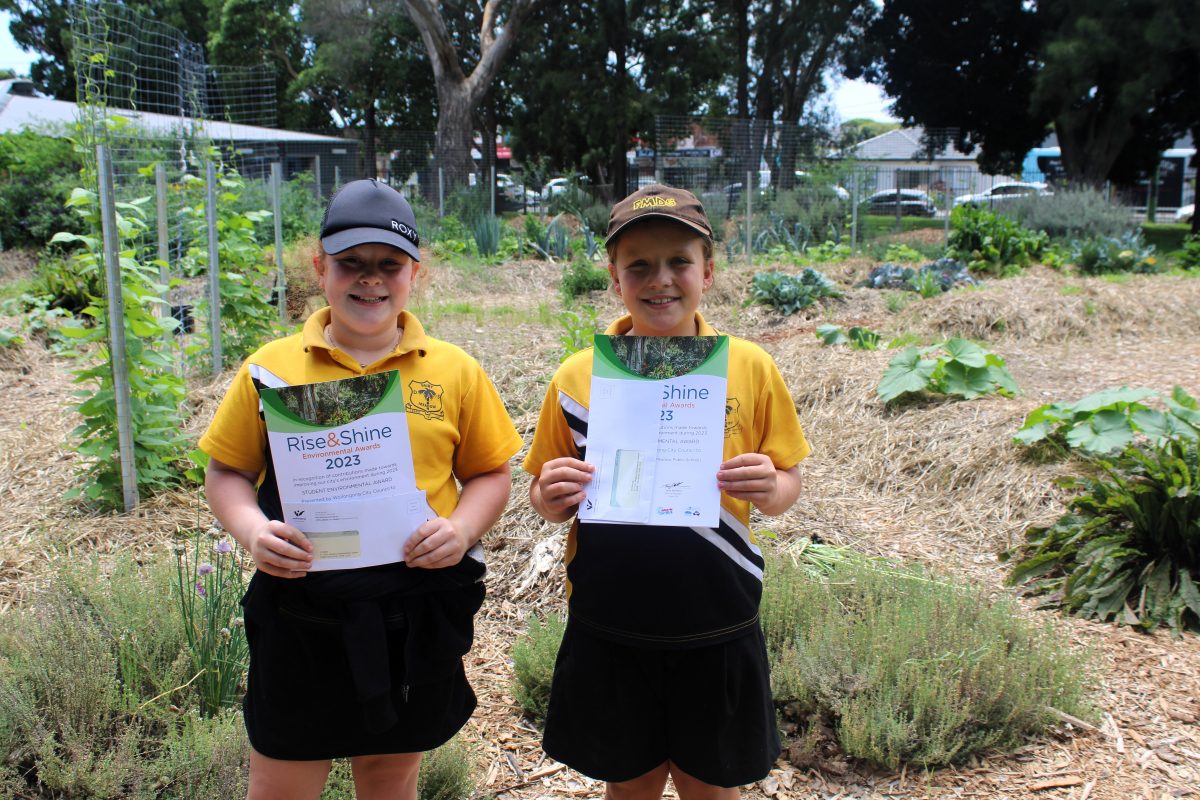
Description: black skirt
xmin=240 ymin=562 xmax=484 ymax=760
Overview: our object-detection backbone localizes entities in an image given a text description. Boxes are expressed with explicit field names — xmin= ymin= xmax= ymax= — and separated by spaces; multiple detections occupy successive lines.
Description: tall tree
xmin=208 ymin=0 xmax=324 ymax=130
xmin=1 ymin=0 xmax=73 ymax=97
xmin=296 ymin=0 xmax=435 ymax=176
xmin=399 ymin=0 xmax=544 ymax=184
xmin=505 ymin=2 xmax=725 ymax=198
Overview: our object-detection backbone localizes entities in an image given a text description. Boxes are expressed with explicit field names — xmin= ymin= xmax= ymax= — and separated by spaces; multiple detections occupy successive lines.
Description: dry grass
xmin=2 ymin=257 xmax=1199 ymax=798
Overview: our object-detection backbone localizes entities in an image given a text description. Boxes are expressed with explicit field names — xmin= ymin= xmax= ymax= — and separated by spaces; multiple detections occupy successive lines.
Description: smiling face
xmin=314 ymin=242 xmax=419 ymax=348
xmin=608 ymin=219 xmax=715 ymax=337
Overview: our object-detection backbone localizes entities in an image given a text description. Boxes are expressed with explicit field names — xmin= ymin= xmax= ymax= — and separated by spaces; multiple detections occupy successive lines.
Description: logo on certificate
xmin=407 ymin=380 xmax=445 ymax=420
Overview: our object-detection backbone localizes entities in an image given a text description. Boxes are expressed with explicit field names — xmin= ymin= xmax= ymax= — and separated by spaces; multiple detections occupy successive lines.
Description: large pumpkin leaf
xmin=1065 ymin=409 xmax=1136 ymax=454
xmin=877 ymin=348 xmax=937 ymax=402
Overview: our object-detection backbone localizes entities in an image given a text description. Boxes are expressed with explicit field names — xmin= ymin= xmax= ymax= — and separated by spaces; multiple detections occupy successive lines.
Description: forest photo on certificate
xmin=271 ymin=371 xmax=394 ymax=427
xmin=605 ymin=336 xmax=720 ymax=379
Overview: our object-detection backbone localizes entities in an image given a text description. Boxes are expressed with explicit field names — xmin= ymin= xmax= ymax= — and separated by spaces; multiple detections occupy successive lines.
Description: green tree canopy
xmin=851 ymin=0 xmax=1198 ymax=186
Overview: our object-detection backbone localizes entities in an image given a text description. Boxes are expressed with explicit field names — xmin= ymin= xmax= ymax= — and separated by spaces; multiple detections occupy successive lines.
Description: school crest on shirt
xmin=407 ymin=380 xmax=445 ymax=420
xmin=724 ymin=397 xmax=742 ymax=436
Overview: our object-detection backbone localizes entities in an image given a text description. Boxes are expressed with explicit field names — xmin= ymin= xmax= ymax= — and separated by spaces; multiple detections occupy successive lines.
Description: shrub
xmin=999 ymin=187 xmax=1135 ymax=241
xmin=561 ymin=257 xmax=609 ymax=301
xmin=1004 ymin=437 xmax=1200 ymax=634
xmin=1179 ymin=234 xmax=1200 ymax=271
xmin=1070 ymin=231 xmax=1159 ymax=275
xmin=948 ymin=205 xmax=1047 ymax=275
xmin=877 ymin=338 xmax=1018 ymax=403
xmin=417 ymin=736 xmax=477 ymax=800
xmin=0 ymin=131 xmax=86 ymax=249
xmin=510 ymin=612 xmax=566 ymax=722
xmin=0 ymin=553 xmax=249 ymax=796
xmin=762 ymin=546 xmax=1094 ymax=769
xmin=766 ymin=186 xmax=848 ymax=244
xmin=749 ymin=268 xmax=842 ymax=314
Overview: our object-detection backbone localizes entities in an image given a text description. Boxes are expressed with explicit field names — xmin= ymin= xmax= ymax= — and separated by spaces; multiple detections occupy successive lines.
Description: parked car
xmin=860 ymin=189 xmax=937 ymax=217
xmin=496 ymin=173 xmax=536 ymax=205
xmin=1175 ymin=203 xmax=1195 ymax=224
xmin=953 ymin=181 xmax=1052 ymax=208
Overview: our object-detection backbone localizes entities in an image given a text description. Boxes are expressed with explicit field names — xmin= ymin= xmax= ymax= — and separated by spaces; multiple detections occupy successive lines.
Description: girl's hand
xmin=404 ymin=517 xmax=469 ymax=569
xmin=247 ymin=521 xmax=313 ymax=578
xmin=717 ymin=452 xmax=778 ymax=505
xmin=533 ymin=457 xmax=594 ymax=522
xmin=717 ymin=454 xmax=802 ymax=515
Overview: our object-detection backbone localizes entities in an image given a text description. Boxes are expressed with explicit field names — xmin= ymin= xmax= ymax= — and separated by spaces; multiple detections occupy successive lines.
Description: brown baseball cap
xmin=606 ymin=184 xmax=713 ymax=246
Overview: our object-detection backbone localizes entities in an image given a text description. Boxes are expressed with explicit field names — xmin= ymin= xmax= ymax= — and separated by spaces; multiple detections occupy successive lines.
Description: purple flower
xmin=216 ymin=541 xmax=233 ymax=555
xmin=197 ymin=563 xmax=215 ymax=576
xmin=195 ymin=582 xmax=207 ymax=598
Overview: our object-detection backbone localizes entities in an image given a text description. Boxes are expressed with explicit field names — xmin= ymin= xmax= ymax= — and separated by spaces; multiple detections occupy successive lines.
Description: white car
xmin=496 ymin=173 xmax=536 ymax=204
xmin=953 ymin=181 xmax=1052 ymax=208
xmin=541 ymin=177 xmax=571 ymax=201
xmin=1175 ymin=204 xmax=1195 ymax=224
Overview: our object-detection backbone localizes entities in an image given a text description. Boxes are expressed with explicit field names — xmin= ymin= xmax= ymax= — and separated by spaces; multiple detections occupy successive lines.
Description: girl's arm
xmin=716 ymin=454 xmax=802 ymax=516
xmin=404 ymin=462 xmax=513 ymax=569
xmin=205 ymin=457 xmax=313 ymax=578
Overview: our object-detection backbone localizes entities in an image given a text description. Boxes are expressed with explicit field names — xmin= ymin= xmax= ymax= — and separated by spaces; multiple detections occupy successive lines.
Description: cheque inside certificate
xmin=261 ymin=371 xmax=419 ymax=506
xmin=281 ymin=490 xmax=433 ymax=571
xmin=580 ymin=335 xmax=728 ymax=527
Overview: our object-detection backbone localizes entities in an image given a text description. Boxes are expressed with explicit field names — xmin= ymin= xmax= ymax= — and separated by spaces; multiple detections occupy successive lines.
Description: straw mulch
xmin=1 ymin=257 xmax=1199 ymax=799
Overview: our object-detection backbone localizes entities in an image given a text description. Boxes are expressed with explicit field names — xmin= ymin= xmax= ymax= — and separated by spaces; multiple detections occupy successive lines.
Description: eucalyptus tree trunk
xmin=401 ymin=0 xmax=543 ymax=187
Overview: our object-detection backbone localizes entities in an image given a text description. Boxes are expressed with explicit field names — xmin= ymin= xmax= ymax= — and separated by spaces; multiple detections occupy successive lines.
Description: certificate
xmin=281 ymin=490 xmax=434 ymax=571
xmin=262 ymin=371 xmax=425 ymax=569
xmin=580 ymin=335 xmax=729 ymax=527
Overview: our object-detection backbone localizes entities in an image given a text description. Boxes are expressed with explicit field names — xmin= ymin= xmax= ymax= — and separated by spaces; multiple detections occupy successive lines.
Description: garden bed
xmin=1 ymin=256 xmax=1198 ymax=799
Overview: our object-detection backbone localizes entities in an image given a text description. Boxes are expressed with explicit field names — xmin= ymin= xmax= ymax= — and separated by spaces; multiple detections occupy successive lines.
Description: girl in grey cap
xmin=200 ymin=179 xmax=522 ymax=799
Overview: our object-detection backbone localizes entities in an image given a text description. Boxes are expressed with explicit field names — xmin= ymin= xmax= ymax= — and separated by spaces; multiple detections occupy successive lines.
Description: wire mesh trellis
xmin=69 ymin=0 xmax=281 ymax=270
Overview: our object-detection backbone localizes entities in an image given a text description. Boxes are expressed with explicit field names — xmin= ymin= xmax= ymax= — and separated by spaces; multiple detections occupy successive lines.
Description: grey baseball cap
xmin=320 ymin=179 xmax=421 ymax=261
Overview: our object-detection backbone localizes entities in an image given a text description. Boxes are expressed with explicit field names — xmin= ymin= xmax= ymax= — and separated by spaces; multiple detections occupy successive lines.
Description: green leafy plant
xmin=174 ymin=530 xmax=249 ymax=717
xmin=1014 ymin=386 xmax=1199 ymax=455
xmin=1070 ymin=231 xmax=1159 ymax=275
xmin=0 ymin=554 xmax=248 ymax=796
xmin=883 ymin=243 xmax=922 ymax=262
xmin=877 ymin=338 xmax=1018 ymax=403
xmin=470 ymin=213 xmax=501 ymax=258
xmin=749 ymin=268 xmax=842 ymax=314
xmin=906 ymin=268 xmax=943 ymax=298
xmin=804 ymin=240 xmax=852 ymax=262
xmin=51 ymin=186 xmax=189 ymax=510
xmin=816 ymin=323 xmax=880 ymax=350
xmin=1004 ymin=438 xmax=1200 ymax=634
xmin=0 ymin=130 xmax=86 ymax=249
xmin=948 ymin=205 xmax=1047 ymax=276
xmin=762 ymin=544 xmax=1094 ymax=769
xmin=556 ymin=305 xmax=601 ymax=362
xmin=1178 ymin=234 xmax=1200 ymax=271
xmin=510 ymin=612 xmax=566 ymax=722
xmin=178 ymin=164 xmax=279 ymax=367
xmin=560 ymin=256 xmax=609 ymax=301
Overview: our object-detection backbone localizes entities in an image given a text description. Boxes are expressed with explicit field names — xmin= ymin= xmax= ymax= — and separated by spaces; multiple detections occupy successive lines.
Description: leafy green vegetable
xmin=877 ymin=338 xmax=1018 ymax=403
